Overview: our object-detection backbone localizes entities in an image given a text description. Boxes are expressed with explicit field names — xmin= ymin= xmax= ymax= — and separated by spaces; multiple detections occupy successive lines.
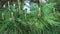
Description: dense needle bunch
xmin=0 ymin=0 xmax=60 ymax=34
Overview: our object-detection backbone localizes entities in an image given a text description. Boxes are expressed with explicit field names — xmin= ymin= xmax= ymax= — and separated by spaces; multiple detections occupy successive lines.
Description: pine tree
xmin=0 ymin=0 xmax=60 ymax=34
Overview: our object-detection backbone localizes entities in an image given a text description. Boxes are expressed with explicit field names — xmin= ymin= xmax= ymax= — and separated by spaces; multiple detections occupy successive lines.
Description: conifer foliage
xmin=0 ymin=0 xmax=60 ymax=34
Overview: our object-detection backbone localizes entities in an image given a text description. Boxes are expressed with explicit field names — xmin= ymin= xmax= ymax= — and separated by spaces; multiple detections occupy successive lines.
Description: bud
xmin=17 ymin=0 xmax=21 ymax=14
xmin=11 ymin=12 xmax=14 ymax=21
xmin=38 ymin=8 xmax=41 ymax=18
xmin=25 ymin=14 xmax=27 ymax=20
xmin=8 ymin=1 xmax=10 ymax=11
xmin=53 ymin=8 xmax=56 ymax=14
xmin=2 ymin=12 xmax=4 ymax=20
xmin=39 ymin=0 xmax=47 ymax=5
